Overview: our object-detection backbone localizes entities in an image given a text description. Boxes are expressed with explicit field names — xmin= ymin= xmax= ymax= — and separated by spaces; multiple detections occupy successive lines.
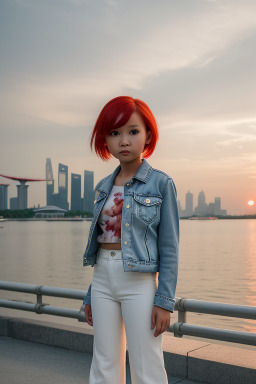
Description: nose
xmin=120 ymin=133 xmax=130 ymax=147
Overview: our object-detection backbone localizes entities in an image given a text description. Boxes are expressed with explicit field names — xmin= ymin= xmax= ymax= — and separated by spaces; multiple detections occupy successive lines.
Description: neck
xmin=118 ymin=156 xmax=143 ymax=178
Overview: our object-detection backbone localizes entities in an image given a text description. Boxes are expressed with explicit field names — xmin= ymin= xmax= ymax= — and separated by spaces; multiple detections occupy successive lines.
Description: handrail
xmin=0 ymin=280 xmax=256 ymax=346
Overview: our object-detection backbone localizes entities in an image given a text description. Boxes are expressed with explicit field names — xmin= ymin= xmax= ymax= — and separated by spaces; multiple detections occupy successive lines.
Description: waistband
xmin=97 ymin=247 xmax=123 ymax=260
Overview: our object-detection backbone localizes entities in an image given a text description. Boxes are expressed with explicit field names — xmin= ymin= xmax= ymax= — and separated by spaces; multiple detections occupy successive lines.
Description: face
xmin=105 ymin=112 xmax=152 ymax=163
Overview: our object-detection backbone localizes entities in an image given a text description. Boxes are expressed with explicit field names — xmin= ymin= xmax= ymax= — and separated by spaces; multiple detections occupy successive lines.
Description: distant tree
xmin=0 ymin=209 xmax=35 ymax=218
xmin=64 ymin=210 xmax=93 ymax=218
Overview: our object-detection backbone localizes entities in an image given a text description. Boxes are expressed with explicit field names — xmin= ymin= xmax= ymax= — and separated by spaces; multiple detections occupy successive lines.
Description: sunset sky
xmin=1 ymin=0 xmax=256 ymax=215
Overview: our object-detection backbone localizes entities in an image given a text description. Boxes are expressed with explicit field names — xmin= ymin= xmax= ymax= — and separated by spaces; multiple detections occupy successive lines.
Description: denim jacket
xmin=82 ymin=158 xmax=179 ymax=312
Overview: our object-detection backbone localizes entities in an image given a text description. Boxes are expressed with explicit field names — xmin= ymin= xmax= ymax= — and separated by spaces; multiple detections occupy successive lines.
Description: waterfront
xmin=0 ymin=220 xmax=256 ymax=349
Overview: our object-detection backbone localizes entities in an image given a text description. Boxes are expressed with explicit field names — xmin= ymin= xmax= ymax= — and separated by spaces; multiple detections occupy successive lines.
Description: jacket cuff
xmin=83 ymin=284 xmax=92 ymax=305
xmin=153 ymin=293 xmax=175 ymax=312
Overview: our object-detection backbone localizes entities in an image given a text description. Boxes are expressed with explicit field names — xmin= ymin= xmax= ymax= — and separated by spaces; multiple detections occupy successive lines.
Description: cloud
xmin=1 ymin=0 xmax=256 ymax=213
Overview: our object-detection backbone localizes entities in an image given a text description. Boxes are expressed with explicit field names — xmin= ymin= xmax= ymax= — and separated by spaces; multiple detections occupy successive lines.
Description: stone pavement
xmin=0 ymin=336 xmax=206 ymax=384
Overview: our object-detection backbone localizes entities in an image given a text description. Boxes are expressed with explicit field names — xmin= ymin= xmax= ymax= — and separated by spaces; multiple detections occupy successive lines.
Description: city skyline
xmin=178 ymin=190 xmax=227 ymax=218
xmin=1 ymin=1 xmax=256 ymax=215
xmin=45 ymin=159 xmax=94 ymax=214
xmin=0 ymin=159 xmax=234 ymax=217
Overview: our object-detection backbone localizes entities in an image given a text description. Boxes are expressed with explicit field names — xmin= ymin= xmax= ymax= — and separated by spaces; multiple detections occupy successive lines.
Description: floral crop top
xmin=97 ymin=185 xmax=124 ymax=243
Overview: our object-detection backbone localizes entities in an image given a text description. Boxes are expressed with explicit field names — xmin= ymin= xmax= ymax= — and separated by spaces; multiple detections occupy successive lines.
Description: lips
xmin=120 ymin=151 xmax=130 ymax=154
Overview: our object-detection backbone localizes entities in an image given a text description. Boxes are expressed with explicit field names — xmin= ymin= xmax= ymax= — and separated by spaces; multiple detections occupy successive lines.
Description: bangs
xmin=102 ymin=97 xmax=135 ymax=134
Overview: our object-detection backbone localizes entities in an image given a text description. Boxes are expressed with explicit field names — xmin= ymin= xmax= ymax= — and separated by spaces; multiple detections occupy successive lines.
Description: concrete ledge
xmin=188 ymin=343 xmax=256 ymax=384
xmin=0 ymin=316 xmax=94 ymax=355
xmin=163 ymin=334 xmax=210 ymax=378
xmin=1 ymin=316 xmax=255 ymax=384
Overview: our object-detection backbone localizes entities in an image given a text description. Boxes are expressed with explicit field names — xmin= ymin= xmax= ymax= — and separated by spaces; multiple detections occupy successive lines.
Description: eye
xmin=109 ymin=130 xmax=119 ymax=136
xmin=130 ymin=129 xmax=139 ymax=135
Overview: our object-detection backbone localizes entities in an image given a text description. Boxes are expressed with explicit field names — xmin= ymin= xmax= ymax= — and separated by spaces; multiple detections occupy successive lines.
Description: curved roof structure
xmin=0 ymin=174 xmax=45 ymax=183
xmin=33 ymin=206 xmax=67 ymax=213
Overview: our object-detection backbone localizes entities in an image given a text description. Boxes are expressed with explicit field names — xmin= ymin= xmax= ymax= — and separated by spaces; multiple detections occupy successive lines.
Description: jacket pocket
xmin=133 ymin=194 xmax=162 ymax=225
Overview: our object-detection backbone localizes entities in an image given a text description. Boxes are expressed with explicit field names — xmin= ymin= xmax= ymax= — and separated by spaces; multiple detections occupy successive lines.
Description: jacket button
xmin=127 ymin=264 xmax=132 ymax=268
xmin=126 ymin=183 xmax=130 ymax=187
xmin=124 ymin=241 xmax=127 ymax=244
xmin=145 ymin=198 xmax=151 ymax=203
xmin=125 ymin=223 xmax=129 ymax=227
xmin=126 ymin=205 xmax=130 ymax=208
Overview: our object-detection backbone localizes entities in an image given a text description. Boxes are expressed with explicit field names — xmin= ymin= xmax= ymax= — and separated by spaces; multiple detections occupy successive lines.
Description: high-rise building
xmin=71 ymin=173 xmax=81 ymax=211
xmin=185 ymin=191 xmax=193 ymax=216
xmin=214 ymin=197 xmax=221 ymax=215
xmin=83 ymin=170 xmax=94 ymax=214
xmin=195 ymin=190 xmax=206 ymax=216
xmin=207 ymin=202 xmax=215 ymax=216
xmin=17 ymin=184 xmax=28 ymax=209
xmin=0 ymin=184 xmax=9 ymax=210
xmin=10 ymin=197 xmax=18 ymax=210
xmin=46 ymin=158 xmax=54 ymax=206
xmin=58 ymin=163 xmax=69 ymax=210
xmin=52 ymin=193 xmax=60 ymax=207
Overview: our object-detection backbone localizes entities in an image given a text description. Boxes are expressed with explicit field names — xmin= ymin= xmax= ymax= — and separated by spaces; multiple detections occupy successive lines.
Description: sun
xmin=248 ymin=200 xmax=255 ymax=206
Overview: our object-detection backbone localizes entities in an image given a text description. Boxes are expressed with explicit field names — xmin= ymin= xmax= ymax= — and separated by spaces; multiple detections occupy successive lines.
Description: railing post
xmin=35 ymin=285 xmax=44 ymax=314
xmin=173 ymin=298 xmax=187 ymax=338
xmin=177 ymin=298 xmax=187 ymax=323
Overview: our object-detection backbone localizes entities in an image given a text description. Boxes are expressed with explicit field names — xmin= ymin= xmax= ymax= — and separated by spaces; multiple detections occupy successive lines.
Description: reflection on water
xmin=244 ymin=220 xmax=256 ymax=333
xmin=0 ymin=219 xmax=256 ymax=348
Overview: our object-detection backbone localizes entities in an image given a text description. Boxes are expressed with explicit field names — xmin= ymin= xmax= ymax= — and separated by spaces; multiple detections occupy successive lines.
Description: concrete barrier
xmin=0 ymin=316 xmax=255 ymax=384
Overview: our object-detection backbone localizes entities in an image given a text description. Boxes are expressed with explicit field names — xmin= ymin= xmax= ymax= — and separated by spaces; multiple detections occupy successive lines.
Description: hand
xmin=151 ymin=305 xmax=170 ymax=337
xmin=84 ymin=304 xmax=93 ymax=326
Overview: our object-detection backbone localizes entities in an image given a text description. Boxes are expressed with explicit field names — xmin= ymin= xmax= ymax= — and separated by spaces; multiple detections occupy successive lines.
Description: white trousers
xmin=89 ymin=248 xmax=168 ymax=384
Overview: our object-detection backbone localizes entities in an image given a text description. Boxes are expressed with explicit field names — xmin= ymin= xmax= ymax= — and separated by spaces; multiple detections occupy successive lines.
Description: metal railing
xmin=0 ymin=280 xmax=256 ymax=346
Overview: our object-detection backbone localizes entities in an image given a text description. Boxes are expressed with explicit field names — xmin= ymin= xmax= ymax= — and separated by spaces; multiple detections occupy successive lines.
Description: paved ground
xmin=0 ymin=337 xmax=208 ymax=384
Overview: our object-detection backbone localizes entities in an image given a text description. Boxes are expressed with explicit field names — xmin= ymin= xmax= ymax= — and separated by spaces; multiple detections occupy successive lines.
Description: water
xmin=0 ymin=219 xmax=256 ymax=350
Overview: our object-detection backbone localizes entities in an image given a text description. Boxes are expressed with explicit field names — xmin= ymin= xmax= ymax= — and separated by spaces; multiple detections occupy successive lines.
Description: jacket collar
xmin=99 ymin=158 xmax=152 ymax=194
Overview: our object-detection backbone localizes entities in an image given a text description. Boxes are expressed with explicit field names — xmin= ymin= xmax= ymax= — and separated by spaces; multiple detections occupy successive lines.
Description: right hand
xmin=84 ymin=304 xmax=93 ymax=326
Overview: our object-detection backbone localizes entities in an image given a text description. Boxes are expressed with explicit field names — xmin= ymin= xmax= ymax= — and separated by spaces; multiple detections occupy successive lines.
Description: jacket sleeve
xmin=82 ymin=181 xmax=102 ymax=305
xmin=83 ymin=283 xmax=92 ymax=305
xmin=154 ymin=178 xmax=179 ymax=312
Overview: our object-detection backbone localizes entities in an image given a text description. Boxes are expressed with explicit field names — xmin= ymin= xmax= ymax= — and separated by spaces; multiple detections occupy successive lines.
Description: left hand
xmin=151 ymin=305 xmax=171 ymax=337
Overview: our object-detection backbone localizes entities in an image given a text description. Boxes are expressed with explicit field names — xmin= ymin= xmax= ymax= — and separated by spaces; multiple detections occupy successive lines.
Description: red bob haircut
xmin=90 ymin=96 xmax=159 ymax=161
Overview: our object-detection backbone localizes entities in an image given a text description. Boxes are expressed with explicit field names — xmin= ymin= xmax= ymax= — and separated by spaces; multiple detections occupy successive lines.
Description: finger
xmin=154 ymin=319 xmax=161 ymax=337
xmin=155 ymin=319 xmax=167 ymax=337
xmin=161 ymin=322 xmax=166 ymax=335
xmin=154 ymin=326 xmax=161 ymax=337
xmin=157 ymin=322 xmax=164 ymax=337
xmin=84 ymin=310 xmax=92 ymax=326
xmin=87 ymin=316 xmax=93 ymax=326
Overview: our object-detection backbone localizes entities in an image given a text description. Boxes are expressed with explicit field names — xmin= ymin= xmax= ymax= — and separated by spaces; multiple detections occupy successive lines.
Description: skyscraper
xmin=185 ymin=190 xmax=193 ymax=216
xmin=0 ymin=184 xmax=9 ymax=210
xmin=45 ymin=158 xmax=54 ymax=206
xmin=10 ymin=197 xmax=18 ymax=210
xmin=214 ymin=197 xmax=221 ymax=215
xmin=17 ymin=184 xmax=28 ymax=209
xmin=71 ymin=173 xmax=81 ymax=211
xmin=83 ymin=170 xmax=94 ymax=214
xmin=58 ymin=163 xmax=69 ymax=210
xmin=195 ymin=190 xmax=206 ymax=216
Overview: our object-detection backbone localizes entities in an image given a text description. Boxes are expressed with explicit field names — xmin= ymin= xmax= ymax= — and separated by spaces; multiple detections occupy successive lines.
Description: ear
xmin=145 ymin=130 xmax=152 ymax=145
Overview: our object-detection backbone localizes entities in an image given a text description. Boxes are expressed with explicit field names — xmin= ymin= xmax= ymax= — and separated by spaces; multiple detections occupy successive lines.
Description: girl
xmin=83 ymin=96 xmax=179 ymax=384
